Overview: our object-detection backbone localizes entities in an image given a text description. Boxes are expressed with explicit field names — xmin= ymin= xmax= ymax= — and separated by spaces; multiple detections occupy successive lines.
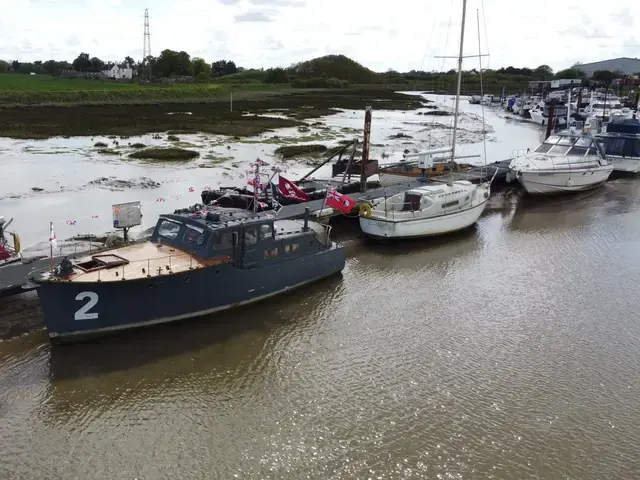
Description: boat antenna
xmin=476 ymin=8 xmax=487 ymax=177
xmin=449 ymin=0 xmax=468 ymax=187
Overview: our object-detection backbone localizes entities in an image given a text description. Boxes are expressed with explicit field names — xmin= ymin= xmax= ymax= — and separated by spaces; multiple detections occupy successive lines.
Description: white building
xmin=102 ymin=65 xmax=134 ymax=80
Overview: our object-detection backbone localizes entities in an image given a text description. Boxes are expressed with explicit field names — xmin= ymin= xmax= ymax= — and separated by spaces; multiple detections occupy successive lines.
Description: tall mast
xmin=449 ymin=0 xmax=468 ymax=186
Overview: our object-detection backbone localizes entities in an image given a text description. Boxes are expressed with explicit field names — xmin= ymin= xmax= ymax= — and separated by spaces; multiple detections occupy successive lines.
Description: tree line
xmin=1 ymin=51 xmax=638 ymax=88
xmin=0 ymin=50 xmax=243 ymax=80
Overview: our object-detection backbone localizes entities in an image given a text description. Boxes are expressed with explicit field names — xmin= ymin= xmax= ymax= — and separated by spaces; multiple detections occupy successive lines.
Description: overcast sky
xmin=2 ymin=0 xmax=639 ymax=73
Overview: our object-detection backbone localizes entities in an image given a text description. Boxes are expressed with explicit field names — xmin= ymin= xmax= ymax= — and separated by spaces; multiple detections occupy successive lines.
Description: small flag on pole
xmin=65 ymin=219 xmax=76 ymax=225
xmin=49 ymin=222 xmax=57 ymax=250
xmin=92 ymin=215 xmax=99 ymax=219
xmin=188 ymin=186 xmax=195 ymax=192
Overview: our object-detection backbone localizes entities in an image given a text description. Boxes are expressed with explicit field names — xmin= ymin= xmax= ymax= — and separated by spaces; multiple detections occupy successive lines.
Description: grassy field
xmin=0 ymin=73 xmax=290 ymax=105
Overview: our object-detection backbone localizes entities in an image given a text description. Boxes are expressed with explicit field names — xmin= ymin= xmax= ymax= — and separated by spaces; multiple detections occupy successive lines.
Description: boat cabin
xmin=151 ymin=208 xmax=330 ymax=269
xmin=596 ymin=119 xmax=640 ymax=158
xmin=532 ymin=133 xmax=606 ymax=159
xmin=50 ymin=207 xmax=332 ymax=283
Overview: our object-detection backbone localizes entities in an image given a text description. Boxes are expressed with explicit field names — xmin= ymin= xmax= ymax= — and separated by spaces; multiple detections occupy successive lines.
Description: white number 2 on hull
xmin=75 ymin=292 xmax=99 ymax=320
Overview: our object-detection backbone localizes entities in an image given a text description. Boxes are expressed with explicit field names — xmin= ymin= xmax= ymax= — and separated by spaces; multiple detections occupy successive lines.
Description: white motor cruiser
xmin=509 ymin=128 xmax=613 ymax=194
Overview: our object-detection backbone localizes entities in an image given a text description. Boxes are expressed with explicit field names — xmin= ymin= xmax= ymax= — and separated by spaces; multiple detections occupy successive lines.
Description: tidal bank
xmin=0 ymin=88 xmax=424 ymax=140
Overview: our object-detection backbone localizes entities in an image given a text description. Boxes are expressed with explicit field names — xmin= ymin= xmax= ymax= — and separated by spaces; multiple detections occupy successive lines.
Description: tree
xmin=11 ymin=60 xmax=20 ymax=72
xmin=592 ymin=69 xmax=615 ymax=86
xmin=90 ymin=57 xmax=105 ymax=72
xmin=72 ymin=53 xmax=91 ymax=71
xmin=534 ymin=64 xmax=553 ymax=79
xmin=191 ymin=57 xmax=211 ymax=77
xmin=555 ymin=67 xmax=586 ymax=79
xmin=264 ymin=67 xmax=289 ymax=83
xmin=155 ymin=49 xmax=192 ymax=77
xmin=211 ymin=60 xmax=237 ymax=78
xmin=0 ymin=60 xmax=8 ymax=73
xmin=123 ymin=56 xmax=134 ymax=68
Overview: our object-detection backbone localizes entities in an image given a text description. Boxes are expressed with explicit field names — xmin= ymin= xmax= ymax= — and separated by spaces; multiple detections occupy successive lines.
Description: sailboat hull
xmin=359 ymin=197 xmax=488 ymax=239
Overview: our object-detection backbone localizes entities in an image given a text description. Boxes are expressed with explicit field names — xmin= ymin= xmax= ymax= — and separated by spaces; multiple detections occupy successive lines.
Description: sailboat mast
xmin=449 ymin=0 xmax=468 ymax=186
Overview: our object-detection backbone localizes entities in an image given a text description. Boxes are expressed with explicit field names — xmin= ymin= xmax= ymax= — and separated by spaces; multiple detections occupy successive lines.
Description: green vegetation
xmin=97 ymin=148 xmax=120 ymax=155
xmin=2 ymin=51 xmax=637 ymax=139
xmin=129 ymin=147 xmax=199 ymax=161
xmin=274 ymin=144 xmax=329 ymax=159
xmin=0 ymin=88 xmax=420 ymax=139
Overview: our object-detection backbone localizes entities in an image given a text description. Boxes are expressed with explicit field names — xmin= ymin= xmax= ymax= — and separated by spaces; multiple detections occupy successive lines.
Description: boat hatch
xmin=403 ymin=192 xmax=422 ymax=211
xmin=75 ymin=254 xmax=130 ymax=272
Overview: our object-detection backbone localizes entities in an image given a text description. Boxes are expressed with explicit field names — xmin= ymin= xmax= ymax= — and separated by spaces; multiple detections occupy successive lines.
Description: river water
xmin=1 ymin=96 xmax=639 ymax=479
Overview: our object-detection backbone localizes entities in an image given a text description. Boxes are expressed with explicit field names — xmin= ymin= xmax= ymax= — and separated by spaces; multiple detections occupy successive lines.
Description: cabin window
xmin=264 ymin=247 xmax=278 ymax=258
xmin=244 ymin=228 xmax=257 ymax=246
xmin=442 ymin=200 xmax=459 ymax=208
xmin=259 ymin=224 xmax=273 ymax=240
xmin=549 ymin=145 xmax=571 ymax=155
xmin=567 ymin=146 xmax=588 ymax=156
xmin=183 ymin=225 xmax=206 ymax=248
xmin=557 ymin=136 xmax=577 ymax=146
xmin=214 ymin=231 xmax=233 ymax=250
xmin=600 ymin=138 xmax=626 ymax=156
xmin=158 ymin=220 xmax=180 ymax=240
xmin=284 ymin=244 xmax=299 ymax=254
xmin=534 ymin=143 xmax=553 ymax=154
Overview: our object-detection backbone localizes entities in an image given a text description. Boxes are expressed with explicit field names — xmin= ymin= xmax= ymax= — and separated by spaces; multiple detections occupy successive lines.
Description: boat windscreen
xmin=157 ymin=219 xmax=181 ymax=240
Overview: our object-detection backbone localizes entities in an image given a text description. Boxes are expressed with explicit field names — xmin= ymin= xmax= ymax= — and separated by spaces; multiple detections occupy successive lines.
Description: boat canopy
xmin=606 ymin=119 xmax=640 ymax=135
xmin=533 ymin=134 xmax=604 ymax=158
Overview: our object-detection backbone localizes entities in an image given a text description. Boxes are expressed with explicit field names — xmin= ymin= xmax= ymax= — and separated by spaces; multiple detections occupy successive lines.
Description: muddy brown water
xmin=2 ymin=178 xmax=640 ymax=479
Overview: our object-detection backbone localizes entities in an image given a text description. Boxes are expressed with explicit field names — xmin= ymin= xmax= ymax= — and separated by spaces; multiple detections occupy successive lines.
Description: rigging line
xmin=480 ymin=0 xmax=490 ymax=69
xmin=410 ymin=18 xmax=438 ymax=93
xmin=477 ymin=8 xmax=488 ymax=171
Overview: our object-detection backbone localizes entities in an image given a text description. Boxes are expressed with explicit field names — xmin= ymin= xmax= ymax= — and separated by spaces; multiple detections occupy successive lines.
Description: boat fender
xmin=12 ymin=233 xmax=20 ymax=254
xmin=359 ymin=203 xmax=372 ymax=218
xmin=566 ymin=178 xmax=573 ymax=187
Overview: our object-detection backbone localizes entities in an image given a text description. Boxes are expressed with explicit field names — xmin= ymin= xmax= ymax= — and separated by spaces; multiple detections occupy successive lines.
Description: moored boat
xmin=509 ymin=129 xmax=613 ymax=194
xmin=31 ymin=207 xmax=345 ymax=343
xmin=376 ymin=147 xmax=473 ymax=186
xmin=359 ymin=0 xmax=493 ymax=240
xmin=0 ymin=217 xmax=22 ymax=267
xmin=596 ymin=118 xmax=640 ymax=174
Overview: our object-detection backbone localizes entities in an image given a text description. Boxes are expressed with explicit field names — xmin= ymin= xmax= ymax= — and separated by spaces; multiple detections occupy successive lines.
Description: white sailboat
xmin=359 ymin=0 xmax=492 ymax=240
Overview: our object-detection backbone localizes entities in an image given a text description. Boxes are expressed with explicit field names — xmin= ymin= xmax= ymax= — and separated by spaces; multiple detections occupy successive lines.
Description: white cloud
xmin=1 ymin=0 xmax=639 ymax=73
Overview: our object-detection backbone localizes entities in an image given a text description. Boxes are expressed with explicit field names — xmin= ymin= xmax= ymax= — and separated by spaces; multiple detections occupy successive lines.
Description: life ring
xmin=359 ymin=203 xmax=372 ymax=218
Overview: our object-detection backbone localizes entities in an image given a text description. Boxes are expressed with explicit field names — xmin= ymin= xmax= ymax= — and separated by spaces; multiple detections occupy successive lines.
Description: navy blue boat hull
xmin=36 ymin=246 xmax=345 ymax=343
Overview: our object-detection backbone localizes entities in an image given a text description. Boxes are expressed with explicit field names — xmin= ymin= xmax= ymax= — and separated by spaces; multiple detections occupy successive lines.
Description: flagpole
xmin=49 ymin=221 xmax=53 ymax=273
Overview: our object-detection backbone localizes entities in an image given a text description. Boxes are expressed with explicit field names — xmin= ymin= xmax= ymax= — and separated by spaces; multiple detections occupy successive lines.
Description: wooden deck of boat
xmin=68 ymin=243 xmax=209 ymax=283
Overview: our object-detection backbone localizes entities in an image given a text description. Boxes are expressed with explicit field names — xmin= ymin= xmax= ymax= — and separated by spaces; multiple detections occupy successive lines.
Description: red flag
xmin=278 ymin=176 xmax=309 ymax=202
xmin=325 ymin=187 xmax=357 ymax=214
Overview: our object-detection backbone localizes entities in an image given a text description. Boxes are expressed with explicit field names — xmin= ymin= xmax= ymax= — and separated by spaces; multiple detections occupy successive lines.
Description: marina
xmin=3 ymin=3 xmax=640 ymax=474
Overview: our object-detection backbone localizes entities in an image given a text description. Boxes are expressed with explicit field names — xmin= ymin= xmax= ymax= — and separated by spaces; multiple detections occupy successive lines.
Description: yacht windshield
xmin=533 ymin=135 xmax=600 ymax=157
